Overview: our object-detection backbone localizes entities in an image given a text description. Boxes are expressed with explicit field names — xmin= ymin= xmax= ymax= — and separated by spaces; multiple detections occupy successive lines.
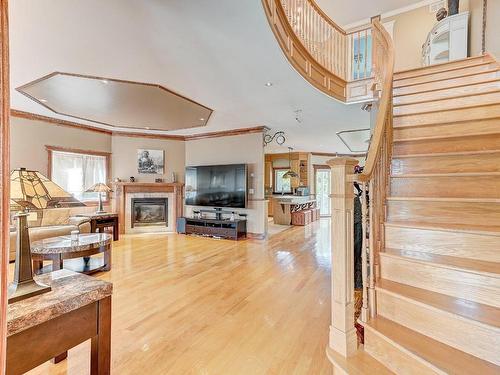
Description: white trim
xmin=343 ymin=0 xmax=440 ymax=31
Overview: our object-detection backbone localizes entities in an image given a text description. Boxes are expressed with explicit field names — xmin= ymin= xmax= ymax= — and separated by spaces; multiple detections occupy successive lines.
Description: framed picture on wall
xmin=137 ymin=149 xmax=164 ymax=174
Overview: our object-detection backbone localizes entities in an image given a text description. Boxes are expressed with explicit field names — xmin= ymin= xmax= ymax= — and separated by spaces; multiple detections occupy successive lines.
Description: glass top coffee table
xmin=31 ymin=233 xmax=112 ymax=275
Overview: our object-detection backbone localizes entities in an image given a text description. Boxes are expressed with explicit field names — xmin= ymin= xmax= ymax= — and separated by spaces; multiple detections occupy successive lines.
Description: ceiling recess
xmin=17 ymin=72 xmax=213 ymax=132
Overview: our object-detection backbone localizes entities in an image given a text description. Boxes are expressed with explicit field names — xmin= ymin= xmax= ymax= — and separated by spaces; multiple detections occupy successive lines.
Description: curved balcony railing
xmin=262 ymin=0 xmax=374 ymax=102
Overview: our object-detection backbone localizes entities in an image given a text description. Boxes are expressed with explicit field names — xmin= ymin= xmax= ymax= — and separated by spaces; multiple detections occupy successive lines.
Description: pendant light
xmin=283 ymin=147 xmax=299 ymax=179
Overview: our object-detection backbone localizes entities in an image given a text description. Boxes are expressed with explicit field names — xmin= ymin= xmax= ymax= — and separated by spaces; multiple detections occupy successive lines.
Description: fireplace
xmin=131 ymin=198 xmax=168 ymax=228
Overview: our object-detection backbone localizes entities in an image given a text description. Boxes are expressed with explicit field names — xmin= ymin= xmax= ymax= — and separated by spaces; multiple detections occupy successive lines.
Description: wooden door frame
xmin=0 ymin=0 xmax=9 ymax=372
xmin=313 ymin=165 xmax=331 ymax=217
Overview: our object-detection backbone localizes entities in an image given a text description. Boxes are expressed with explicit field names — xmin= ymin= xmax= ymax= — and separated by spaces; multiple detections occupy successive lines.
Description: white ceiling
xmin=315 ymin=0 xmax=425 ymax=26
xmin=9 ymin=0 xmax=370 ymax=154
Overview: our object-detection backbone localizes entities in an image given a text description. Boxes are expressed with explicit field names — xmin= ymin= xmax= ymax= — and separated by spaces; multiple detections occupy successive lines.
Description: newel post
xmin=327 ymin=157 xmax=359 ymax=357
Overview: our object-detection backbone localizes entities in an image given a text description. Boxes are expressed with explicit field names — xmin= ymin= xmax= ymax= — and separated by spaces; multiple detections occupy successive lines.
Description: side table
xmin=7 ymin=269 xmax=112 ymax=375
xmin=77 ymin=213 xmax=119 ymax=241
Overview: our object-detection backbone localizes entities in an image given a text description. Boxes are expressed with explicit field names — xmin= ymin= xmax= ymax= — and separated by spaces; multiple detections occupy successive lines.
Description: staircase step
xmin=393 ymin=79 xmax=500 ymax=105
xmin=385 ymin=221 xmax=500 ymax=262
xmin=394 ymin=103 xmax=500 ymax=127
xmin=393 ymin=133 xmax=500 ymax=156
xmin=380 ymin=249 xmax=500 ymax=307
xmin=364 ymin=316 xmax=500 ymax=375
xmin=390 ymin=173 xmax=500 ymax=198
xmin=392 ymin=150 xmax=500 ymax=173
xmin=393 ymin=55 xmax=494 ymax=80
xmin=326 ymin=347 xmax=393 ymax=375
xmin=376 ymin=279 xmax=500 ymax=364
xmin=393 ymin=91 xmax=500 ymax=116
xmin=393 ymin=69 xmax=500 ymax=96
xmin=393 ymin=118 xmax=500 ymax=141
xmin=386 ymin=197 xmax=500 ymax=226
xmin=393 ymin=63 xmax=497 ymax=88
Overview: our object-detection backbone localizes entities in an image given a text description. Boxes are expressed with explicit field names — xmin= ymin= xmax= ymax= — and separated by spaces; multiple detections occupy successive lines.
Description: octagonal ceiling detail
xmin=16 ymin=72 xmax=213 ymax=132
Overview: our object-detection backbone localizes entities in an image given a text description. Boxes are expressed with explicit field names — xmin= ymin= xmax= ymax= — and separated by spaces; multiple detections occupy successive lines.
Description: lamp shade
xmin=10 ymin=168 xmax=85 ymax=209
xmin=85 ymin=182 xmax=112 ymax=193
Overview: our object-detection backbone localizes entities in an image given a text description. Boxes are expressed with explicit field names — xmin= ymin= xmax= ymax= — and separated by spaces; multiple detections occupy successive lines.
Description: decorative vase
xmin=448 ymin=0 xmax=459 ymax=16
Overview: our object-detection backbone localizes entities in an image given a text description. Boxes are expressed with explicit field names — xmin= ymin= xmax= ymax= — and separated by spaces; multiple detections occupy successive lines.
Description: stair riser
xmin=393 ymin=119 xmax=500 ymax=141
xmin=394 ymin=104 xmax=500 ymax=128
xmin=390 ymin=176 xmax=500 ymax=198
xmin=393 ymin=70 xmax=500 ymax=96
xmin=393 ymin=133 xmax=500 ymax=156
xmin=376 ymin=290 xmax=500 ymax=365
xmin=387 ymin=200 xmax=500 ymax=227
xmin=385 ymin=225 xmax=500 ymax=262
xmin=364 ymin=328 xmax=442 ymax=375
xmin=392 ymin=152 xmax=500 ymax=174
xmin=393 ymin=91 xmax=500 ymax=116
xmin=394 ymin=56 xmax=493 ymax=80
xmin=394 ymin=80 xmax=500 ymax=105
xmin=394 ymin=64 xmax=496 ymax=88
xmin=380 ymin=254 xmax=500 ymax=307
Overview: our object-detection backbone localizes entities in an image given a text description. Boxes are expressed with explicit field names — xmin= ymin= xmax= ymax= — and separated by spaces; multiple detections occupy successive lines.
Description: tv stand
xmin=183 ymin=217 xmax=247 ymax=240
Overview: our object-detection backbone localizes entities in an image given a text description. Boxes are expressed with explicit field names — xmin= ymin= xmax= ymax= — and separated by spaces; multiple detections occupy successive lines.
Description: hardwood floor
xmin=15 ymin=219 xmax=333 ymax=374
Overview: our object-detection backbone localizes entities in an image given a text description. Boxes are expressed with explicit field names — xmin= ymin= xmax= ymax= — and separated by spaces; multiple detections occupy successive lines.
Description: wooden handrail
xmin=307 ymin=0 xmax=346 ymax=35
xmin=359 ymin=19 xmax=395 ymax=182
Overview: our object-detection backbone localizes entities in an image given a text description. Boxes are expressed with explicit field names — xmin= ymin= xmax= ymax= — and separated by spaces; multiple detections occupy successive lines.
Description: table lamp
xmin=8 ymin=168 xmax=85 ymax=303
xmin=85 ymin=183 xmax=112 ymax=214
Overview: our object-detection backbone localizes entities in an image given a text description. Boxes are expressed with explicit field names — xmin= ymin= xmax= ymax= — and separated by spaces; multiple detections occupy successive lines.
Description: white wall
xmin=184 ymin=133 xmax=267 ymax=236
xmin=111 ymin=135 xmax=185 ymax=183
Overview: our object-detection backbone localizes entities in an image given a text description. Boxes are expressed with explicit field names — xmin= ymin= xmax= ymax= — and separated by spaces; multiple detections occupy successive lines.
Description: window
xmin=49 ymin=147 xmax=109 ymax=202
xmin=274 ymin=169 xmax=292 ymax=193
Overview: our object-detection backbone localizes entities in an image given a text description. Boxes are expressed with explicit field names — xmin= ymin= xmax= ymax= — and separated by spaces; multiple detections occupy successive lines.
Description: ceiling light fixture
xmin=100 ymin=79 xmax=109 ymax=84
xmin=199 ymin=118 xmax=205 ymax=121
xmin=39 ymin=99 xmax=48 ymax=103
xmin=265 ymin=82 xmax=273 ymax=87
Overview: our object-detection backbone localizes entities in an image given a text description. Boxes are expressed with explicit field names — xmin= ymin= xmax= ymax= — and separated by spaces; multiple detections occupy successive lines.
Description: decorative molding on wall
xmin=11 ymin=109 xmax=112 ymax=135
xmin=0 ymin=0 xmax=9 ymax=370
xmin=11 ymin=109 xmax=267 ymax=141
xmin=311 ymin=151 xmax=367 ymax=158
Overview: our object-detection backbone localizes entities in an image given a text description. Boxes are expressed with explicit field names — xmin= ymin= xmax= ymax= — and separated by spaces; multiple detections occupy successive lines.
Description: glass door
xmin=315 ymin=169 xmax=331 ymax=216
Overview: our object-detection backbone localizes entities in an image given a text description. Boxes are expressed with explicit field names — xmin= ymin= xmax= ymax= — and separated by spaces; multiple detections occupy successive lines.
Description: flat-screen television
xmin=185 ymin=164 xmax=247 ymax=208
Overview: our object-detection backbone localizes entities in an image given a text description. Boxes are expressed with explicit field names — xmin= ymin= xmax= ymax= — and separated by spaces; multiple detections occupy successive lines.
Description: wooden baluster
xmin=368 ymin=177 xmax=376 ymax=318
xmin=360 ymin=181 xmax=369 ymax=322
xmin=364 ymin=28 xmax=368 ymax=78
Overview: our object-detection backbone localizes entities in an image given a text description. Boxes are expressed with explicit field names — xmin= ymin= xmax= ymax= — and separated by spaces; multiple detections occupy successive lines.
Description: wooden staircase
xmin=362 ymin=54 xmax=500 ymax=374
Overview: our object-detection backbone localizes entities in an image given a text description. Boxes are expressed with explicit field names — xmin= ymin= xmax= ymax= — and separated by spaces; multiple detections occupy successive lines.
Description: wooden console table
xmin=6 ymin=269 xmax=112 ymax=375
xmin=77 ymin=213 xmax=119 ymax=241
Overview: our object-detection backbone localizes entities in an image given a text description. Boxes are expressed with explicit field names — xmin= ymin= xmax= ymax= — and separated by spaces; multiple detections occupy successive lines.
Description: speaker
xmin=176 ymin=217 xmax=187 ymax=234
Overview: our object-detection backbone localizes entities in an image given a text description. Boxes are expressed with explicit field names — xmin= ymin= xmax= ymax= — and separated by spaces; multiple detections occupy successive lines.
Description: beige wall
xmin=377 ymin=1 xmax=476 ymax=71
xmin=10 ymin=117 xmax=112 ymax=175
xmin=469 ymin=0 xmax=500 ymax=58
xmin=184 ymin=133 xmax=267 ymax=235
xmin=111 ymin=135 xmax=185 ymax=183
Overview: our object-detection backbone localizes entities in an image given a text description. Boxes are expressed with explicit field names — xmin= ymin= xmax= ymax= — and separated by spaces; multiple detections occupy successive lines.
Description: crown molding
xmin=11 ymin=109 xmax=267 ymax=141
xmin=343 ymin=0 xmax=440 ymax=30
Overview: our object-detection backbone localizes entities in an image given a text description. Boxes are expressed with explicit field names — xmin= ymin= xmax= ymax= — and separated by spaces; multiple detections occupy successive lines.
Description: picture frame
xmin=137 ymin=149 xmax=164 ymax=174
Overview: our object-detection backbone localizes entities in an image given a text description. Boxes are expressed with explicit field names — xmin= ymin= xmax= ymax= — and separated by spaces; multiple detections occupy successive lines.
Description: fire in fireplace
xmin=131 ymin=198 xmax=168 ymax=228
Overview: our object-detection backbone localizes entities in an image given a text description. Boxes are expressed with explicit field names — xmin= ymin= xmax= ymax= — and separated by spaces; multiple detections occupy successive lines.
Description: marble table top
xmin=31 ymin=233 xmax=112 ymax=255
xmin=7 ymin=269 xmax=112 ymax=336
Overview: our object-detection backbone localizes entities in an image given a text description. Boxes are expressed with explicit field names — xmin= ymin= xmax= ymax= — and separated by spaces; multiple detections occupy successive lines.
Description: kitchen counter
xmin=271 ymin=196 xmax=317 ymax=225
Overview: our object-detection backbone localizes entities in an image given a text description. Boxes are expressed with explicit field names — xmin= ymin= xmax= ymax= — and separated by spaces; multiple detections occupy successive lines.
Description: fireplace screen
xmin=131 ymin=198 xmax=168 ymax=228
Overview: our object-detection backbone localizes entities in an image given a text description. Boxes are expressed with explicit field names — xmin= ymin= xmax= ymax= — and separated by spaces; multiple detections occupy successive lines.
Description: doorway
xmin=315 ymin=167 xmax=331 ymax=217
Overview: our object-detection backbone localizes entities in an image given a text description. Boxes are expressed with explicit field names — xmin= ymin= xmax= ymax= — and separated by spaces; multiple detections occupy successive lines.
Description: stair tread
xmin=393 ymin=99 xmax=500 ymax=118
xmin=383 ymin=248 xmax=500 ymax=277
xmin=376 ymin=279 xmax=500 ymax=329
xmin=385 ymin=221 xmax=500 ymax=236
xmin=391 ymin=172 xmax=500 ymax=178
xmin=387 ymin=196 xmax=500 ymax=203
xmin=394 ymin=55 xmax=494 ymax=78
xmin=326 ymin=347 xmax=394 ymax=375
xmin=393 ymin=149 xmax=500 ymax=159
xmin=365 ymin=316 xmax=500 ymax=375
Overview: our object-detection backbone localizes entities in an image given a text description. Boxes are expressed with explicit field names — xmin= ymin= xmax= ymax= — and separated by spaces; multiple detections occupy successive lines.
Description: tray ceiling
xmin=16 ymin=73 xmax=212 ymax=131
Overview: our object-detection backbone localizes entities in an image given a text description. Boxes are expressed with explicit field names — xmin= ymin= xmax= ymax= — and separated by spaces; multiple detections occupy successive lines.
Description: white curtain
xmin=51 ymin=151 xmax=106 ymax=201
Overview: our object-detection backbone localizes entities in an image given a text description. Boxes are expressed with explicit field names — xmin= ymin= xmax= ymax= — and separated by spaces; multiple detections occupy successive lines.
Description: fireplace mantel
xmin=112 ymin=182 xmax=184 ymax=234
